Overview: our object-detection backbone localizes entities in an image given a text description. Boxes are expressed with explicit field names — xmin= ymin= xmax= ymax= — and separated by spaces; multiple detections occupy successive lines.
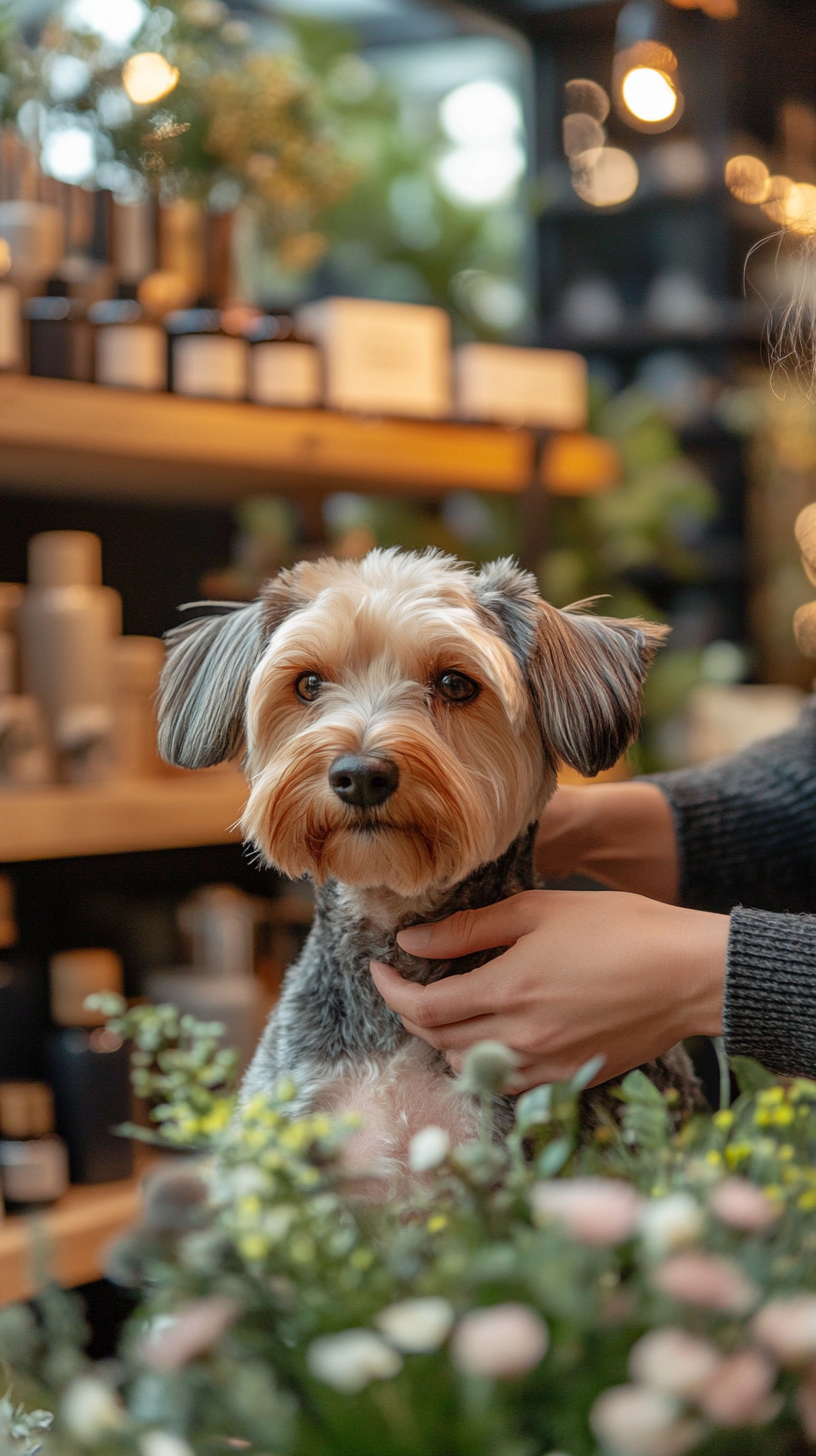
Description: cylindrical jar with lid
xmin=18 ymin=531 xmax=122 ymax=784
xmin=90 ymin=298 xmax=167 ymax=391
xmin=0 ymin=1081 xmax=69 ymax=1209
xmin=25 ymin=290 xmax=94 ymax=381
xmin=246 ymin=314 xmax=322 ymax=408
xmin=111 ymin=636 xmax=165 ymax=778
xmin=166 ymin=308 xmax=248 ymax=399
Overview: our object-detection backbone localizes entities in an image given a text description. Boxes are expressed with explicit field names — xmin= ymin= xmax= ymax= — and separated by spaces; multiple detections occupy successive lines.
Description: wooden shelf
xmin=0 ymin=1153 xmax=156 ymax=1306
xmin=0 ymin=772 xmax=247 ymax=863
xmin=0 ymin=375 xmax=536 ymax=505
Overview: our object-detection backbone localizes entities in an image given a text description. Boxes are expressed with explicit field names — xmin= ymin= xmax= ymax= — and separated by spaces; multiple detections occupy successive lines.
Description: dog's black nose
xmin=329 ymin=754 xmax=399 ymax=808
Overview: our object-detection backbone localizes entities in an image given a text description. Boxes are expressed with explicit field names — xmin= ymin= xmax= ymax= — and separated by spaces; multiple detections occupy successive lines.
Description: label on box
xmin=250 ymin=341 xmax=321 ymax=407
xmin=96 ymin=324 xmax=167 ymax=391
xmin=172 ymin=334 xmax=247 ymax=400
xmin=455 ymin=343 xmax=587 ymax=429
xmin=299 ymin=297 xmax=450 ymax=418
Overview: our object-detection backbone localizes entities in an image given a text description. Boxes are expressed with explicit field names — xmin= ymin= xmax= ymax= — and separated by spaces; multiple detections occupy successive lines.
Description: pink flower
xmin=629 ymin=1327 xmax=722 ymax=1397
xmin=752 ymin=1296 xmax=816 ymax=1366
xmin=451 ymin=1304 xmax=548 ymax=1379
xmin=696 ymin=1349 xmax=778 ymax=1427
xmin=708 ymin=1178 xmax=780 ymax=1233
xmin=142 ymin=1295 xmax=240 ymax=1370
xmin=531 ymin=1178 xmax=643 ymax=1246
xmin=651 ymin=1253 xmax=758 ymax=1314
xmin=590 ymin=1384 xmax=704 ymax=1456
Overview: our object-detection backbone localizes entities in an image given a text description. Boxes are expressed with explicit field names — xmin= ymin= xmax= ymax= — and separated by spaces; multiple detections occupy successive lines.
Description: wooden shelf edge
xmin=0 ymin=376 xmax=536 ymax=502
xmin=0 ymin=1153 xmax=159 ymax=1306
xmin=0 ymin=774 xmax=247 ymax=863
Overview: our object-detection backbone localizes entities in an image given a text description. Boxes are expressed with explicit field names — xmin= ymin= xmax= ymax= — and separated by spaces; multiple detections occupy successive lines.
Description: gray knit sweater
xmin=650 ymin=697 xmax=816 ymax=1078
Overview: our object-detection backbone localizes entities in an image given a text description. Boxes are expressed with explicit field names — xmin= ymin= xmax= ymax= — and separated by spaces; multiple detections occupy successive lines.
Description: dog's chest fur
xmin=241 ymin=830 xmax=702 ymax=1179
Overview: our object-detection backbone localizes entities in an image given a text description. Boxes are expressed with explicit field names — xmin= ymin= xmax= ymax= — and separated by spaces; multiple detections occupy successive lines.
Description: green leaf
xmin=515 ymin=1084 xmax=552 ymax=1134
xmin=729 ymin=1055 xmax=777 ymax=1095
xmin=618 ymin=1069 xmax=671 ymax=1152
xmin=536 ymin=1136 xmax=573 ymax=1177
xmin=569 ymin=1053 xmax=606 ymax=1092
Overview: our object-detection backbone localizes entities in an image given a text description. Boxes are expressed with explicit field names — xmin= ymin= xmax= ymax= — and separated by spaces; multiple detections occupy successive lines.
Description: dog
xmin=157 ymin=549 xmax=699 ymax=1180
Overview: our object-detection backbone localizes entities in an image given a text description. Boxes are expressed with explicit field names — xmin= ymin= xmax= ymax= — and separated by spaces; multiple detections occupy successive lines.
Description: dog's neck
xmin=319 ymin=824 xmax=538 ymax=987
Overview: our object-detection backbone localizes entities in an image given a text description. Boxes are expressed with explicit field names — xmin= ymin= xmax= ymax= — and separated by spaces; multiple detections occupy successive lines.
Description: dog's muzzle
xmin=329 ymin=754 xmax=399 ymax=808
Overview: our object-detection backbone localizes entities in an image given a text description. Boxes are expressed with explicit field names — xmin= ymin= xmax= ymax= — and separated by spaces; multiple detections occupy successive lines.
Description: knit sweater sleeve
xmin=647 ymin=696 xmax=816 ymax=915
xmin=647 ymin=698 xmax=816 ymax=1078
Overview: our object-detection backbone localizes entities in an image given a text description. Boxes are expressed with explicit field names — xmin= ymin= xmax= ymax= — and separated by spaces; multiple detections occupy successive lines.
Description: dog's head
xmin=158 ymin=549 xmax=667 ymax=897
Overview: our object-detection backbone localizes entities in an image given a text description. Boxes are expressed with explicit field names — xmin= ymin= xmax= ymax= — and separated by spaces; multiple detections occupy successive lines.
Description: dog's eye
xmin=295 ymin=672 xmax=323 ymax=703
xmin=436 ymin=671 xmax=479 ymax=704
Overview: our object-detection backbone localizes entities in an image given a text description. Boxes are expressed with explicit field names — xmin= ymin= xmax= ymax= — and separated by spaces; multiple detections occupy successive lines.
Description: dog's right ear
xmin=157 ymin=572 xmax=305 ymax=769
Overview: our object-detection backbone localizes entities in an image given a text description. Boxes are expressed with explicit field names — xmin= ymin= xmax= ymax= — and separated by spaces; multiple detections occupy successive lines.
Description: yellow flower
xmin=798 ymin=1190 xmax=816 ymax=1211
xmin=349 ymin=1247 xmax=375 ymax=1270
xmin=427 ymin=1215 xmax=447 ymax=1233
xmin=237 ymin=1194 xmax=262 ymax=1220
xmin=200 ymin=1100 xmax=232 ymax=1135
xmin=772 ymin=1106 xmax=795 ymax=1127
xmin=725 ymin=1142 xmax=752 ymax=1168
xmin=239 ymin=1233 xmax=268 ymax=1262
xmin=754 ymin=1111 xmax=772 ymax=1128
xmin=757 ymin=1087 xmax=785 ymax=1107
xmin=713 ymin=1110 xmax=734 ymax=1131
xmin=778 ymin=1144 xmax=795 ymax=1161
xmin=705 ymin=1149 xmax=723 ymax=1168
xmin=764 ymin=1185 xmax=784 ymax=1202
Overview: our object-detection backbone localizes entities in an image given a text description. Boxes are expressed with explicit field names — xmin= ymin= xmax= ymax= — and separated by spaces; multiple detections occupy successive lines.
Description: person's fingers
xmin=398 ymin=1010 xmax=511 ymax=1050
xmin=370 ymin=954 xmax=524 ymax=1031
xmin=396 ymin=893 xmax=544 ymax=961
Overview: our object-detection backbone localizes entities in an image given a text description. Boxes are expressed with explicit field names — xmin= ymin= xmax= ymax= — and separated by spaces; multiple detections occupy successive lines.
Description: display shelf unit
xmin=0 ymin=1153 xmax=157 ymax=1306
xmin=0 ymin=375 xmax=536 ymax=504
xmin=0 ymin=773 xmax=247 ymax=863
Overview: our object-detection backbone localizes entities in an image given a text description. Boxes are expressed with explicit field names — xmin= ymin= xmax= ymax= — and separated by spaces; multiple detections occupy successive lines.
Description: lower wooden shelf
xmin=0 ymin=1157 xmax=153 ymax=1306
xmin=0 ymin=771 xmax=247 ymax=862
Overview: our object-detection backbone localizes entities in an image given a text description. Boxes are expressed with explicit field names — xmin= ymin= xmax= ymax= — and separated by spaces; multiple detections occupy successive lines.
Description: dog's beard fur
xmin=241 ymin=564 xmax=549 ymax=900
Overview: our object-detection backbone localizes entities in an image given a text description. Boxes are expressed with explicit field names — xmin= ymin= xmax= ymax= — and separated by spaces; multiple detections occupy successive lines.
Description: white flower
xmin=752 ymin=1295 xmax=816 ymax=1366
xmin=61 ymin=1378 xmax=124 ymax=1444
xmin=639 ymin=1193 xmax=703 ymax=1255
xmin=408 ymin=1126 xmax=450 ymax=1172
xmin=590 ymin=1384 xmax=704 ymax=1456
xmin=140 ymin=1434 xmax=195 ymax=1456
xmin=375 ymin=1298 xmax=454 ymax=1352
xmin=629 ymin=1327 xmax=722 ymax=1397
xmin=531 ymin=1178 xmax=642 ymax=1246
xmin=307 ymin=1330 xmax=402 ymax=1392
xmin=451 ymin=1303 xmax=548 ymax=1379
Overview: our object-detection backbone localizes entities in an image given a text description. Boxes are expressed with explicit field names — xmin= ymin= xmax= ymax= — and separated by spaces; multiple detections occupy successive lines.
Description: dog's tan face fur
xmin=157 ymin=548 xmax=668 ymax=907
xmin=241 ymin=553 xmax=548 ymax=898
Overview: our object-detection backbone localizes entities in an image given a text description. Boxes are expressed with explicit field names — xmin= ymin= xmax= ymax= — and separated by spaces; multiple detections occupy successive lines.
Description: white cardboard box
xmin=296 ymin=297 xmax=451 ymax=418
xmin=455 ymin=343 xmax=587 ymax=429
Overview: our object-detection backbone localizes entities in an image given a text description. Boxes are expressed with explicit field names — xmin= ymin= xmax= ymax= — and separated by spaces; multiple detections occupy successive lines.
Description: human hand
xmin=370 ymin=890 xmax=727 ymax=1092
xmin=535 ymin=782 xmax=679 ymax=904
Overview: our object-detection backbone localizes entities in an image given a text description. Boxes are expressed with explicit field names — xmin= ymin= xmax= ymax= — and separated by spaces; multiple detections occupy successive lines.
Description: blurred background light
xmin=571 ymin=147 xmax=639 ymax=207
xmin=621 ymin=65 xmax=677 ymax=123
xmin=41 ymin=121 xmax=96 ymax=182
xmin=122 ymin=52 xmax=179 ymax=106
xmin=436 ymin=138 xmax=525 ymax=206
xmin=46 ymin=54 xmax=91 ymax=102
xmin=439 ymin=80 xmax=522 ymax=145
xmin=63 ymin=0 xmax=147 ymax=46
xmin=724 ymin=154 xmax=770 ymax=204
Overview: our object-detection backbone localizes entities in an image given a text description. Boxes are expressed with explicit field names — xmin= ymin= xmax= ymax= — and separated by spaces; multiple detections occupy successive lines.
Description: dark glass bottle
xmin=0 ymin=875 xmax=49 ymax=1081
xmin=46 ymin=948 xmax=133 ymax=1184
xmin=26 ymin=280 xmax=93 ymax=381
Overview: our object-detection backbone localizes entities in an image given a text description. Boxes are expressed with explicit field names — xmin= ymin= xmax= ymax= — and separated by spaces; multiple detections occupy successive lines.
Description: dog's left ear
xmin=473 ymin=559 xmax=669 ymax=776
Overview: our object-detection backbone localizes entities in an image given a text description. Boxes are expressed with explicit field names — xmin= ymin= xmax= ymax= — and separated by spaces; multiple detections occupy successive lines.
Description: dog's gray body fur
xmin=158 ymin=551 xmax=702 ymax=1142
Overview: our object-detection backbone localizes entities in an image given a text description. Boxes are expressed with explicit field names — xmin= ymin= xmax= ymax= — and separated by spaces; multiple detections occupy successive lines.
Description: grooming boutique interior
xmin=2 ymin=0 xmax=816 ymax=1447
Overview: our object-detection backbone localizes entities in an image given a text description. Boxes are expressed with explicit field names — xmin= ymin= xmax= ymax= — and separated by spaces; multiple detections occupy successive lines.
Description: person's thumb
xmin=396 ymin=892 xmax=541 ymax=960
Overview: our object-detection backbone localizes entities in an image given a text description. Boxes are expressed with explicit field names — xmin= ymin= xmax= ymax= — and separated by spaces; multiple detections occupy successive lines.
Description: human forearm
xmin=725 ymin=907 xmax=816 ymax=1078
xmin=535 ymin=782 xmax=679 ymax=903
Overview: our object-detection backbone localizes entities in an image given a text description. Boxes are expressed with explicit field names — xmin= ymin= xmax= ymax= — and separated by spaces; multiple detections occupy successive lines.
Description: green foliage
xmin=5 ymin=1016 xmax=816 ymax=1456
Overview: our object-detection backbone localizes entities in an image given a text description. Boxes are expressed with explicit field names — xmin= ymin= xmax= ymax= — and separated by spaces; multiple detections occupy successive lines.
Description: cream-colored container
xmin=455 ymin=343 xmax=588 ymax=429
xmin=49 ymin=947 xmax=123 ymax=1028
xmin=0 ymin=201 xmax=65 ymax=285
xmin=0 ymin=285 xmax=22 ymax=371
xmin=18 ymin=532 xmax=122 ymax=784
xmin=0 ymin=1081 xmax=69 ymax=1208
xmin=249 ymin=341 xmax=321 ymax=407
xmin=111 ymin=635 xmax=165 ymax=778
xmin=172 ymin=333 xmax=247 ymax=399
xmin=297 ymin=297 xmax=451 ymax=418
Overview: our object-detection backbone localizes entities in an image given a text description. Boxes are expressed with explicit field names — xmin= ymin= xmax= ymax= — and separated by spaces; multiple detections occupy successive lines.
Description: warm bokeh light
xmin=724 ymin=155 xmax=770 ymax=204
xmin=621 ymin=67 xmax=678 ymax=124
xmin=761 ymin=175 xmax=794 ymax=226
xmin=564 ymin=78 xmax=610 ymax=124
xmin=0 ymin=239 xmax=10 ymax=276
xmin=776 ymin=182 xmax=816 ymax=236
xmin=122 ymin=51 xmax=179 ymax=106
xmin=572 ymin=147 xmax=639 ymax=207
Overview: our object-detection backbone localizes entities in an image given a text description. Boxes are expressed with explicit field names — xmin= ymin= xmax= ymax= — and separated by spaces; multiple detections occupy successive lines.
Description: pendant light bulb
xmin=621 ymin=66 xmax=678 ymax=124
xmin=122 ymin=52 xmax=180 ymax=106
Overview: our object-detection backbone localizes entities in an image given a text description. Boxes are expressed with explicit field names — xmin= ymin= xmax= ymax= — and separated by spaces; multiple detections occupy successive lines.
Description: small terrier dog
xmin=158 ymin=549 xmax=697 ymax=1177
